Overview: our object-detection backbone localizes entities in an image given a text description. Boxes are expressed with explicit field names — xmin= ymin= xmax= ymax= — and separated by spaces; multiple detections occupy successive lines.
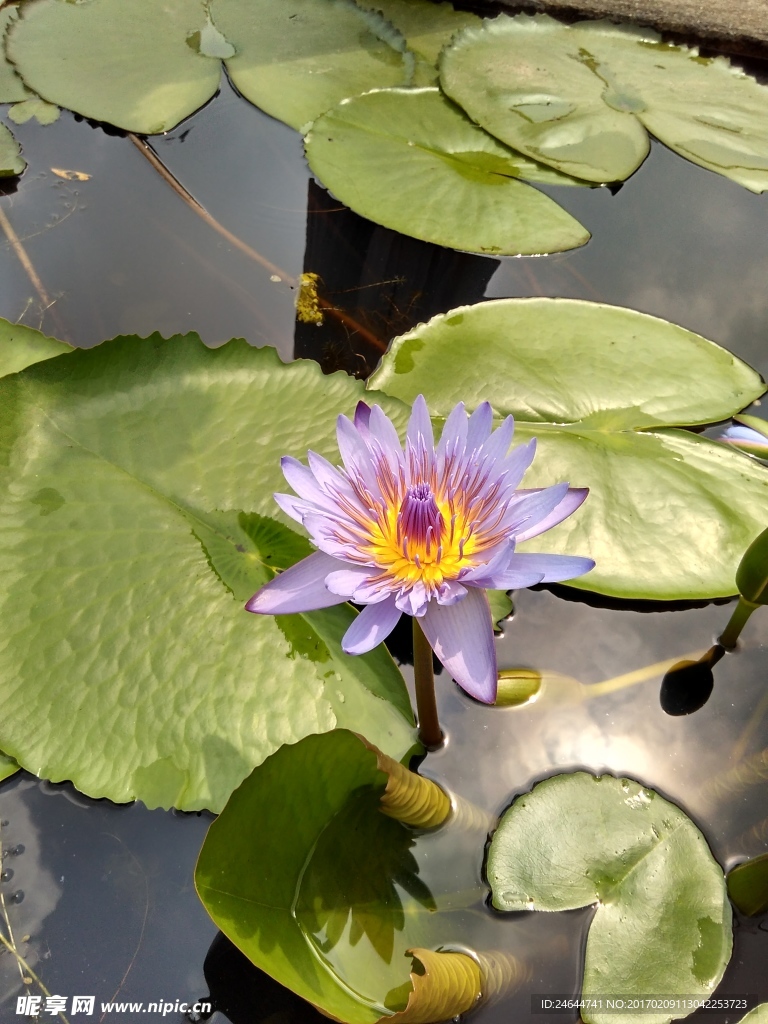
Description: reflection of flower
xmin=247 ymin=396 xmax=593 ymax=703
xmin=718 ymin=423 xmax=768 ymax=457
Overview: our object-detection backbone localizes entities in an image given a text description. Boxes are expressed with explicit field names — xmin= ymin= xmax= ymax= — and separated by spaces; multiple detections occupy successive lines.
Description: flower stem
xmin=719 ymin=596 xmax=759 ymax=649
xmin=412 ymin=619 xmax=443 ymax=749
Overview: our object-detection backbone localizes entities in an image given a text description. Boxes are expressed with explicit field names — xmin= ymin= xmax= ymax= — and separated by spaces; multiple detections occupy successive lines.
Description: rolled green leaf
xmin=727 ymin=853 xmax=768 ymax=916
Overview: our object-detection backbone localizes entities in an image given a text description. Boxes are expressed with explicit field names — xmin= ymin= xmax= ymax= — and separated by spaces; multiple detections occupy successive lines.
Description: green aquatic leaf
xmin=368 ymin=298 xmax=768 ymax=600
xmin=736 ymin=526 xmax=768 ymax=605
xmin=196 ymin=730 xmax=450 ymax=1023
xmin=488 ymin=773 xmax=732 ymax=1024
xmin=214 ymin=0 xmax=411 ymax=132
xmin=0 ymin=752 xmax=19 ymax=784
xmin=0 ymin=318 xmax=71 ymax=379
xmin=7 ymin=0 xmax=222 ymax=134
xmin=354 ymin=0 xmax=480 ymax=85
xmin=8 ymin=96 xmax=59 ymax=125
xmin=727 ymin=853 xmax=768 ymax=916
xmin=0 ymin=121 xmax=24 ymax=177
xmin=0 ymin=4 xmax=29 ymax=103
xmin=488 ymin=590 xmax=512 ymax=632
xmin=440 ymin=14 xmax=768 ymax=191
xmin=305 ymin=88 xmax=590 ymax=256
xmin=737 ymin=1008 xmax=768 ymax=1024
xmin=0 ymin=336 xmax=416 ymax=811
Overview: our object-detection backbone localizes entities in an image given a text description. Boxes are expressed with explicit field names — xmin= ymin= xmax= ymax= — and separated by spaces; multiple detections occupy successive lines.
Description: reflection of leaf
xmin=441 ymin=13 xmax=768 ymax=190
xmin=384 ymin=948 xmax=480 ymax=1021
xmin=368 ymin=298 xmax=768 ymax=600
xmin=8 ymin=0 xmax=222 ymax=134
xmin=0 ymin=337 xmax=415 ymax=811
xmin=488 ymin=773 xmax=732 ymax=1024
xmin=297 ymin=787 xmax=436 ymax=964
xmin=215 ymin=0 xmax=411 ymax=132
xmin=305 ymin=88 xmax=590 ymax=257
xmin=727 ymin=853 xmax=768 ymax=916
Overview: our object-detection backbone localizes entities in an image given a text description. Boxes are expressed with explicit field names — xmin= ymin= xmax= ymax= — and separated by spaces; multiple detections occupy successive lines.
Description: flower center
xmin=397 ymin=484 xmax=444 ymax=561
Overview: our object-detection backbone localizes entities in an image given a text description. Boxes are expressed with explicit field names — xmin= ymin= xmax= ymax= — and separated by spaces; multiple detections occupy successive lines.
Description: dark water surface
xmin=1 ymin=67 xmax=767 ymax=1024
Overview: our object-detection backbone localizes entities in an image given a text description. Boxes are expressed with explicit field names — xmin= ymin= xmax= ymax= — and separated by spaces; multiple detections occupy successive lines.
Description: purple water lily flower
xmin=246 ymin=396 xmax=594 ymax=703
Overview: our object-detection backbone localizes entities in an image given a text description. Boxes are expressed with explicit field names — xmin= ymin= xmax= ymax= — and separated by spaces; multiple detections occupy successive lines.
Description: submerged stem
xmin=412 ymin=619 xmax=443 ymax=749
xmin=719 ymin=596 xmax=759 ymax=649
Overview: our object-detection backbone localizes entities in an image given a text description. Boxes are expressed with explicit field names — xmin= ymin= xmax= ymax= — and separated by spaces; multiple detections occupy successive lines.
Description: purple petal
xmin=245 ymin=551 xmax=349 ymax=615
xmin=504 ymin=552 xmax=595 ymax=582
xmin=465 ymin=569 xmax=544 ymax=590
xmin=342 ymin=597 xmax=401 ymax=655
xmin=280 ymin=456 xmax=335 ymax=510
xmin=436 ymin=580 xmax=468 ymax=605
xmin=515 ymin=487 xmax=588 ymax=542
xmin=421 ymin=589 xmax=497 ymax=703
xmin=407 ymin=394 xmax=434 ymax=452
xmin=459 ymin=542 xmax=514 ymax=583
xmin=350 ymin=575 xmax=396 ymax=604
xmin=369 ymin=405 xmax=403 ymax=471
xmin=325 ymin=566 xmax=376 ymax=598
xmin=336 ymin=415 xmax=378 ymax=491
xmin=273 ymin=491 xmax=310 ymax=523
xmin=505 ymin=482 xmax=570 ymax=537
xmin=496 ymin=439 xmax=537 ymax=493
xmin=437 ymin=402 xmax=467 ymax=462
xmin=478 ymin=414 xmax=514 ymax=462
xmin=466 ymin=402 xmax=493 ymax=451
xmin=395 ymin=582 xmax=429 ymax=617
xmin=306 ymin=450 xmax=352 ymax=497
xmin=354 ymin=401 xmax=371 ymax=430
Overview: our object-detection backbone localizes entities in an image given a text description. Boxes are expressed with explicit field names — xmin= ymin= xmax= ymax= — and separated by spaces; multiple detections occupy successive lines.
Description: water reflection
xmin=0 ymin=781 xmax=61 ymax=1004
xmin=660 ymin=645 xmax=725 ymax=716
xmin=294 ymin=180 xmax=498 ymax=376
xmin=487 ymin=141 xmax=768 ymax=386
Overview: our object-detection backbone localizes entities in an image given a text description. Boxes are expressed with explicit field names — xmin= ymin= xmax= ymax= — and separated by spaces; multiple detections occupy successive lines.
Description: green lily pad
xmin=0 ymin=318 xmax=71 ymax=378
xmin=488 ymin=773 xmax=732 ymax=1024
xmin=368 ymin=298 xmax=768 ymax=600
xmin=727 ymin=853 xmax=768 ymax=916
xmin=736 ymin=526 xmax=768 ymax=605
xmin=196 ymin=729 xmax=485 ymax=1023
xmin=488 ymin=589 xmax=512 ymax=632
xmin=305 ymin=88 xmax=590 ymax=256
xmin=7 ymin=0 xmax=222 ymax=134
xmin=8 ymin=96 xmax=59 ymax=125
xmin=0 ymin=120 xmax=24 ymax=177
xmin=213 ymin=0 xmax=411 ymax=132
xmin=440 ymin=14 xmax=768 ymax=191
xmin=738 ymin=1008 xmax=768 ymax=1024
xmin=0 ymin=752 xmax=19 ymax=784
xmin=0 ymin=4 xmax=29 ymax=103
xmin=0 ymin=336 xmax=416 ymax=811
xmin=354 ymin=0 xmax=480 ymax=85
